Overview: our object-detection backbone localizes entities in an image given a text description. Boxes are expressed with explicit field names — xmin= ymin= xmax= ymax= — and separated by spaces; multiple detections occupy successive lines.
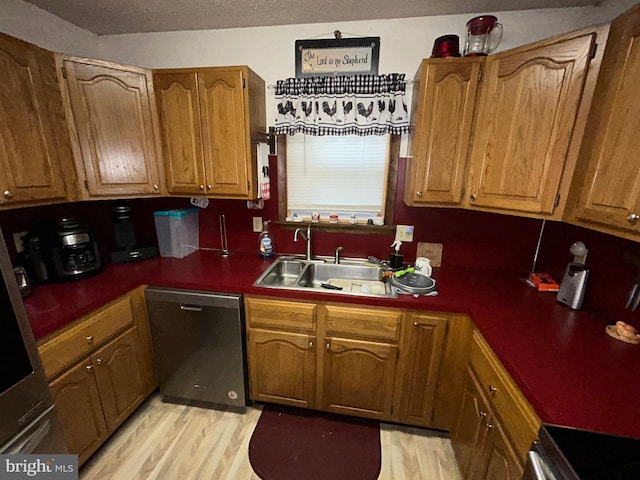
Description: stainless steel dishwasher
xmin=145 ymin=287 xmax=248 ymax=408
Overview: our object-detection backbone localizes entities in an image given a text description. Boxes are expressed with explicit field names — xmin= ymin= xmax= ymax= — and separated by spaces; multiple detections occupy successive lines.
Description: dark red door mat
xmin=248 ymin=404 xmax=381 ymax=480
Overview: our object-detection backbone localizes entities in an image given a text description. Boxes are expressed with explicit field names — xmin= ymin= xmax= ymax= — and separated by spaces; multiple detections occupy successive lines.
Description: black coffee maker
xmin=22 ymin=217 xmax=103 ymax=283
xmin=109 ymin=202 xmax=158 ymax=264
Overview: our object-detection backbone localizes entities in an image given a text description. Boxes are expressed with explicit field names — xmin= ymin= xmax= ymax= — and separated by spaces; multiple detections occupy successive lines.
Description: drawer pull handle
xmin=86 ymin=335 xmax=94 ymax=344
xmin=95 ymin=358 xmax=102 ymax=365
xmin=3 ymin=190 xmax=13 ymax=199
xmin=489 ymin=385 xmax=498 ymax=395
xmin=86 ymin=365 xmax=93 ymax=372
xmin=627 ymin=213 xmax=639 ymax=224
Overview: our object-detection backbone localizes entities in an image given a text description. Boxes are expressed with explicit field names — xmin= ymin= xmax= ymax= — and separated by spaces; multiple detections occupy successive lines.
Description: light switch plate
xmin=395 ymin=225 xmax=414 ymax=242
xmin=252 ymin=217 xmax=263 ymax=232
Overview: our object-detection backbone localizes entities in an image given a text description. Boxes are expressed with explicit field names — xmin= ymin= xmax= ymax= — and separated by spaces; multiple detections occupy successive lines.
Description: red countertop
xmin=24 ymin=250 xmax=640 ymax=439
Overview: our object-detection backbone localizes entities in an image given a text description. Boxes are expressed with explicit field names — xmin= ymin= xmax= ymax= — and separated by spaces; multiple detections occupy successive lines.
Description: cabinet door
xmin=248 ymin=329 xmax=316 ymax=408
xmin=466 ymin=31 xmax=595 ymax=214
xmin=0 ymin=34 xmax=69 ymax=205
xmin=153 ymin=72 xmax=207 ymax=195
xmin=91 ymin=327 xmax=146 ymax=432
xmin=573 ymin=5 xmax=640 ymax=233
xmin=198 ymin=69 xmax=250 ymax=197
xmin=49 ymin=360 xmax=108 ymax=465
xmin=452 ymin=367 xmax=490 ymax=480
xmin=321 ymin=337 xmax=397 ymax=419
xmin=397 ymin=313 xmax=447 ymax=426
xmin=480 ymin=421 xmax=524 ymax=480
xmin=63 ymin=58 xmax=163 ymax=197
xmin=405 ymin=58 xmax=481 ymax=206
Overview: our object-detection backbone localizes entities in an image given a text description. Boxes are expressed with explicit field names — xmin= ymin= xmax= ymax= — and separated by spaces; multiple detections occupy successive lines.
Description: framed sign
xmin=295 ymin=37 xmax=380 ymax=77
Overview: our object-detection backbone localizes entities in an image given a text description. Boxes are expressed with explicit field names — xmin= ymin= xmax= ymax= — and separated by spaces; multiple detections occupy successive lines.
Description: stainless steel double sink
xmin=253 ymin=256 xmax=396 ymax=298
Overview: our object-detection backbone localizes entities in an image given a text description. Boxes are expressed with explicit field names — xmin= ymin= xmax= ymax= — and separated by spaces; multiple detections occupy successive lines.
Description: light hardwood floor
xmin=80 ymin=394 xmax=462 ymax=480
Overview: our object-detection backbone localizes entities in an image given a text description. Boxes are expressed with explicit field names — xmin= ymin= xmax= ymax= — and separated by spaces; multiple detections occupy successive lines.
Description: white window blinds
xmin=286 ymin=134 xmax=389 ymax=219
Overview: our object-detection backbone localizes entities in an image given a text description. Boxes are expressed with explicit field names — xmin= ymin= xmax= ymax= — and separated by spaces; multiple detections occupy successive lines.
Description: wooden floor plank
xmin=80 ymin=394 xmax=462 ymax=480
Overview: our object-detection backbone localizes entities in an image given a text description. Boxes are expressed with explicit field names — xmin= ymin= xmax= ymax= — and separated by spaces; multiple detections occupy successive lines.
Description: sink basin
xmin=256 ymin=259 xmax=305 ymax=287
xmin=253 ymin=256 xmax=396 ymax=298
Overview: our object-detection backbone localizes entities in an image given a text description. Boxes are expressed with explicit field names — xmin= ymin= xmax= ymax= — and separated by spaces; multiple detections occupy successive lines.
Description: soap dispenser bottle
xmin=259 ymin=220 xmax=275 ymax=258
xmin=390 ymin=240 xmax=404 ymax=269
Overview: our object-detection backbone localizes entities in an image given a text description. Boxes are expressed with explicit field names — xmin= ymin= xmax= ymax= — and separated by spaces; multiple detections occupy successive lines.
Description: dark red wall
xmin=1 ymin=156 xmax=637 ymax=324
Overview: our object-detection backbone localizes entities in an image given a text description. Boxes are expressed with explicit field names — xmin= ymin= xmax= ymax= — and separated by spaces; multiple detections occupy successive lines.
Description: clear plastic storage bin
xmin=153 ymin=208 xmax=199 ymax=258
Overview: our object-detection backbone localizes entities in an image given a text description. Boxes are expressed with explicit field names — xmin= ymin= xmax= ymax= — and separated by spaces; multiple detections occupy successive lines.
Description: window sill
xmin=275 ymin=221 xmax=395 ymax=234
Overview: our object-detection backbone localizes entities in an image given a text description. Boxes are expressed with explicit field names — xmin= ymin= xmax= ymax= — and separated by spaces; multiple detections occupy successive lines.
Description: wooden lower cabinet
xmin=245 ymin=296 xmax=449 ymax=424
xmin=322 ymin=336 xmax=397 ymax=419
xmin=454 ymin=366 xmax=523 ymax=480
xmin=49 ymin=360 xmax=108 ymax=464
xmin=248 ymin=329 xmax=316 ymax=408
xmin=91 ymin=327 xmax=146 ymax=431
xmin=397 ymin=312 xmax=448 ymax=426
xmin=452 ymin=331 xmax=539 ymax=480
xmin=39 ymin=287 xmax=157 ymax=466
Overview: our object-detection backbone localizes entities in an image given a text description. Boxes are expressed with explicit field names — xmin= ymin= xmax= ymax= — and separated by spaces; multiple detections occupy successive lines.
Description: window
xmin=283 ymin=134 xmax=393 ymax=225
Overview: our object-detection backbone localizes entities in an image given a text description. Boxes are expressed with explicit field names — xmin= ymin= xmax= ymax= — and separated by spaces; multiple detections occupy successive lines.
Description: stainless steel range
xmin=525 ymin=424 xmax=640 ymax=480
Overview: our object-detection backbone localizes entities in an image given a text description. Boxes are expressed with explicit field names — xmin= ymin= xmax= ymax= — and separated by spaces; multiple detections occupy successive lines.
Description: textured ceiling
xmin=23 ymin=0 xmax=602 ymax=35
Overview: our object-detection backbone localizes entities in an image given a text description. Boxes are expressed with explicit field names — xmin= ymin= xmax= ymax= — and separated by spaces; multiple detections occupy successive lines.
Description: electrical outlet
xmin=252 ymin=217 xmax=263 ymax=233
xmin=395 ymin=225 xmax=414 ymax=242
xmin=13 ymin=231 xmax=28 ymax=253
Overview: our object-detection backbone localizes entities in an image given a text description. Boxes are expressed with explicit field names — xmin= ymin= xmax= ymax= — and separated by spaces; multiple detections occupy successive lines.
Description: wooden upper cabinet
xmin=465 ymin=28 xmax=598 ymax=217
xmin=198 ymin=69 xmax=250 ymax=197
xmin=405 ymin=58 xmax=482 ymax=206
xmin=0 ymin=34 xmax=72 ymax=206
xmin=570 ymin=5 xmax=640 ymax=237
xmin=62 ymin=57 xmax=164 ymax=198
xmin=154 ymin=66 xmax=266 ymax=199
xmin=153 ymin=72 xmax=205 ymax=195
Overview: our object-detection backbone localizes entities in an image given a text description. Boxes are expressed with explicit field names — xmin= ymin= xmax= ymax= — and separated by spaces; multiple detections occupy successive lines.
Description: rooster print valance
xmin=273 ymin=74 xmax=409 ymax=136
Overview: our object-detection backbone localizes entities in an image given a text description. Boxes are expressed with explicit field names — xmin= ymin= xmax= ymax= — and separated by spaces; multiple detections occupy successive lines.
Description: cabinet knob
xmin=488 ymin=385 xmax=498 ymax=395
xmin=86 ymin=335 xmax=94 ymax=344
xmin=153 ymin=184 xmax=159 ymax=190
xmin=470 ymin=194 xmax=477 ymax=201
xmin=416 ymin=191 xmax=423 ymax=198
xmin=309 ymin=341 xmax=314 ymax=348
xmin=626 ymin=213 xmax=639 ymax=224
xmin=479 ymin=411 xmax=488 ymax=418
xmin=207 ymin=184 xmax=212 ymax=190
xmin=86 ymin=365 xmax=93 ymax=372
xmin=325 ymin=343 xmax=331 ymax=350
xmin=413 ymin=321 xmax=418 ymax=327
xmin=3 ymin=190 xmax=12 ymax=199
xmin=486 ymin=423 xmax=494 ymax=430
xmin=95 ymin=358 xmax=102 ymax=365
xmin=199 ymin=184 xmax=205 ymax=190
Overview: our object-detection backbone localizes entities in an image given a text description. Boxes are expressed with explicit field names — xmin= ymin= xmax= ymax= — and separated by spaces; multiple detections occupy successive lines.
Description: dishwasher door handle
xmin=180 ymin=304 xmax=203 ymax=312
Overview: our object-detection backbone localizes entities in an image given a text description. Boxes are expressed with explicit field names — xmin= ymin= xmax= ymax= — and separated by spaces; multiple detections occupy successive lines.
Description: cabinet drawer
xmin=324 ymin=304 xmax=402 ymax=341
xmin=469 ymin=330 xmax=540 ymax=459
xmin=245 ymin=297 xmax=316 ymax=331
xmin=39 ymin=295 xmax=135 ymax=379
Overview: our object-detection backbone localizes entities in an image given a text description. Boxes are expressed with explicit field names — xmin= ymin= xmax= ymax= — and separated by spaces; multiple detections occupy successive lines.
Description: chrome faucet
xmin=294 ymin=225 xmax=312 ymax=261
xmin=334 ymin=246 xmax=343 ymax=264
